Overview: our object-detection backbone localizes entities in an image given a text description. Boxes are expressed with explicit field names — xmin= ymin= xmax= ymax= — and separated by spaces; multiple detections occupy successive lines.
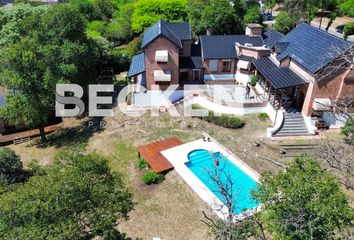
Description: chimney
xmin=245 ymin=24 xmax=263 ymax=36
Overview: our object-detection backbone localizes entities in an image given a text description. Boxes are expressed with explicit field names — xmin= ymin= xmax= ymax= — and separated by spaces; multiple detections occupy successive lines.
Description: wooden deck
xmin=0 ymin=124 xmax=59 ymax=145
xmin=137 ymin=137 xmax=183 ymax=173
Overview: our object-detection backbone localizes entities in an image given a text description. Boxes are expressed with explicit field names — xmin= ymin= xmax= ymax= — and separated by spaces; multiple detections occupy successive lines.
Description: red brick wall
xmin=302 ymin=68 xmax=354 ymax=115
xmin=203 ymin=59 xmax=236 ymax=75
xmin=144 ymin=36 xmax=180 ymax=90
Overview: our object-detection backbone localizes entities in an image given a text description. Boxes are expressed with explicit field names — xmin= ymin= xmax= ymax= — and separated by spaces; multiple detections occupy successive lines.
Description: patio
xmin=137 ymin=137 xmax=183 ymax=173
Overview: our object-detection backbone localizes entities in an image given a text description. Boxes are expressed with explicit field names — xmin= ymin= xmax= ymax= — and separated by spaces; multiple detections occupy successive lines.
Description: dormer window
xmin=155 ymin=50 xmax=168 ymax=62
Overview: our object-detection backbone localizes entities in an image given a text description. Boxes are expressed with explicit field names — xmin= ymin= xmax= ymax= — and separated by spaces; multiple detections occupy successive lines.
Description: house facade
xmin=128 ymin=21 xmax=354 ymax=136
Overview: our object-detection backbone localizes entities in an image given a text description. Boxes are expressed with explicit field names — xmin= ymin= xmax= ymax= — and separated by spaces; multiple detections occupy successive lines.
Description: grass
xmin=10 ymin=106 xmax=320 ymax=240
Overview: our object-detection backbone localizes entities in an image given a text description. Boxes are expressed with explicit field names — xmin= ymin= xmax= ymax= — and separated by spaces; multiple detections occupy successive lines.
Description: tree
xmin=0 ymin=147 xmax=26 ymax=184
xmin=0 ymin=152 xmax=134 ymax=239
xmin=106 ymin=2 xmax=135 ymax=44
xmin=325 ymin=12 xmax=336 ymax=32
xmin=273 ymin=11 xmax=296 ymax=34
xmin=344 ymin=23 xmax=354 ymax=40
xmin=0 ymin=4 xmax=104 ymax=142
xmin=202 ymin=153 xmax=267 ymax=240
xmin=338 ymin=0 xmax=354 ymax=17
xmin=201 ymin=0 xmax=244 ymax=35
xmin=254 ymin=157 xmax=354 ymax=239
xmin=264 ymin=0 xmax=276 ymax=13
xmin=131 ymin=0 xmax=188 ymax=33
xmin=187 ymin=0 xmax=209 ymax=36
xmin=315 ymin=138 xmax=354 ymax=191
xmin=244 ymin=6 xmax=261 ymax=24
xmin=0 ymin=3 xmax=47 ymax=46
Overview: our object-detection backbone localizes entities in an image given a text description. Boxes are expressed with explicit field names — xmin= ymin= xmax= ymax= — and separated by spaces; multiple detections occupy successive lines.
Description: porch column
xmin=273 ymin=89 xmax=277 ymax=106
xmin=279 ymin=90 xmax=284 ymax=110
xmin=268 ymin=84 xmax=272 ymax=101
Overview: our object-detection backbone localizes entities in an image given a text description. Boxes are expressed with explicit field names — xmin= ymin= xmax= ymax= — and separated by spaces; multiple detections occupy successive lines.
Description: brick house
xmin=128 ymin=20 xmax=354 ymax=136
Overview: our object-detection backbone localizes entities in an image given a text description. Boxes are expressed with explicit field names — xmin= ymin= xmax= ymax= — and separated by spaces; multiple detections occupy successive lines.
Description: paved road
xmin=311 ymin=21 xmax=354 ymax=42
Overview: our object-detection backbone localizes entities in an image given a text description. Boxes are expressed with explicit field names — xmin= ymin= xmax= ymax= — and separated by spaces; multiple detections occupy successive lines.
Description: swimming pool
xmin=186 ymin=149 xmax=259 ymax=214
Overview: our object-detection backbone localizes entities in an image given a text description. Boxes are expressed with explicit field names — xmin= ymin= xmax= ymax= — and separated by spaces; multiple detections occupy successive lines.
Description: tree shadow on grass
xmin=31 ymin=117 xmax=104 ymax=149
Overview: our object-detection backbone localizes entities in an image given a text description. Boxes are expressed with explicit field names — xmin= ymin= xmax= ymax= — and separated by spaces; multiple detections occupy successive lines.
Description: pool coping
xmin=161 ymin=138 xmax=261 ymax=221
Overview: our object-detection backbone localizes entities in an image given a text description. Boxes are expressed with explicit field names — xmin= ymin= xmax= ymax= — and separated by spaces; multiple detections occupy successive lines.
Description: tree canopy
xmin=254 ymin=156 xmax=354 ymax=239
xmin=0 ymin=4 xmax=105 ymax=141
xmin=0 ymin=152 xmax=134 ymax=240
xmin=274 ymin=11 xmax=296 ymax=34
xmin=131 ymin=0 xmax=188 ymax=33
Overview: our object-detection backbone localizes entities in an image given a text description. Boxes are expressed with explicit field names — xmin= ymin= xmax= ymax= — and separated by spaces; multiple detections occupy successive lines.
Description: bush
xmin=142 ymin=170 xmax=164 ymax=185
xmin=137 ymin=158 xmax=148 ymax=170
xmin=191 ymin=104 xmax=245 ymax=129
xmin=343 ymin=23 xmax=354 ymax=40
xmin=251 ymin=75 xmax=259 ymax=87
xmin=258 ymin=113 xmax=269 ymax=121
xmin=204 ymin=111 xmax=245 ymax=129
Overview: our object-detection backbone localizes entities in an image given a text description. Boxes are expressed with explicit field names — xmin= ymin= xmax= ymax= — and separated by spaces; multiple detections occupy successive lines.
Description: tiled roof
xmin=253 ymin=57 xmax=308 ymax=89
xmin=276 ymin=23 xmax=352 ymax=74
xmin=127 ymin=53 xmax=145 ymax=77
xmin=141 ymin=20 xmax=191 ymax=49
xmin=200 ymin=35 xmax=264 ymax=58
xmin=180 ymin=57 xmax=203 ymax=69
xmin=165 ymin=22 xmax=191 ymax=40
xmin=262 ymin=29 xmax=283 ymax=49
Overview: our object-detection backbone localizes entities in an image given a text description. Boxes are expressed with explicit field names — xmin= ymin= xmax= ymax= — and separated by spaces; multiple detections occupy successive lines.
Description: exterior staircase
xmin=273 ymin=107 xmax=312 ymax=137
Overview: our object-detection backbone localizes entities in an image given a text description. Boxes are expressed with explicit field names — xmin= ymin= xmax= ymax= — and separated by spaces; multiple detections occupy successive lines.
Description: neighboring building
xmin=128 ymin=21 xmax=354 ymax=137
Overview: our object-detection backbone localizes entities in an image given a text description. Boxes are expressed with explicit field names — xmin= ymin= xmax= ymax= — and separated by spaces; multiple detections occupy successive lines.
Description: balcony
xmin=155 ymin=50 xmax=168 ymax=62
xmin=154 ymin=70 xmax=171 ymax=82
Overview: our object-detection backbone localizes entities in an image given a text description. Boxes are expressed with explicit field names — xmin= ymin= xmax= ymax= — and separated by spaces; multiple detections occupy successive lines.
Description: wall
xmin=203 ymin=58 xmax=236 ymax=75
xmin=181 ymin=40 xmax=192 ymax=57
xmin=301 ymin=67 xmax=353 ymax=116
xmin=144 ymin=36 xmax=180 ymax=90
xmin=237 ymin=46 xmax=270 ymax=59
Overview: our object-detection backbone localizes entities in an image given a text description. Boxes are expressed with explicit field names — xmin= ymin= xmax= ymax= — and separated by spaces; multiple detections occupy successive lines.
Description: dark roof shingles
xmin=262 ymin=29 xmax=284 ymax=49
xmin=180 ymin=57 xmax=203 ymax=69
xmin=141 ymin=20 xmax=191 ymax=49
xmin=276 ymin=23 xmax=352 ymax=74
xmin=200 ymin=35 xmax=264 ymax=58
xmin=127 ymin=53 xmax=145 ymax=77
xmin=253 ymin=57 xmax=308 ymax=89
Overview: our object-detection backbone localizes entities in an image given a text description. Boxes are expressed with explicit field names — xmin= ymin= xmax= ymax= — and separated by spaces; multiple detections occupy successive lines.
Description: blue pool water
xmin=186 ymin=149 xmax=259 ymax=214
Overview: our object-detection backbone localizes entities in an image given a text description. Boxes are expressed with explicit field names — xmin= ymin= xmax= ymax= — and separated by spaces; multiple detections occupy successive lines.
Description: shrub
xmin=204 ymin=111 xmax=245 ymax=129
xmin=343 ymin=23 xmax=354 ymax=40
xmin=137 ymin=158 xmax=148 ymax=170
xmin=142 ymin=170 xmax=164 ymax=185
xmin=258 ymin=113 xmax=269 ymax=121
xmin=251 ymin=75 xmax=259 ymax=87
xmin=191 ymin=105 xmax=245 ymax=129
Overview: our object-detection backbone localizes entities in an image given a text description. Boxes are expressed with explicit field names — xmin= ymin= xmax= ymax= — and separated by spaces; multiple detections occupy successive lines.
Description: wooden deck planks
xmin=137 ymin=137 xmax=183 ymax=173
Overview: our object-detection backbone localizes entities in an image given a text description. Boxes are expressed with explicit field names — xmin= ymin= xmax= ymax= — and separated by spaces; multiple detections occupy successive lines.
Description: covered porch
xmin=252 ymin=57 xmax=309 ymax=112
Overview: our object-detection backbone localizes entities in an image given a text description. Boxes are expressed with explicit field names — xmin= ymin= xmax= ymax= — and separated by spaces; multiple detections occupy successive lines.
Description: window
xmin=209 ymin=60 xmax=218 ymax=72
xmin=155 ymin=50 xmax=168 ymax=62
xmin=192 ymin=69 xmax=202 ymax=81
xmin=221 ymin=60 xmax=232 ymax=72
